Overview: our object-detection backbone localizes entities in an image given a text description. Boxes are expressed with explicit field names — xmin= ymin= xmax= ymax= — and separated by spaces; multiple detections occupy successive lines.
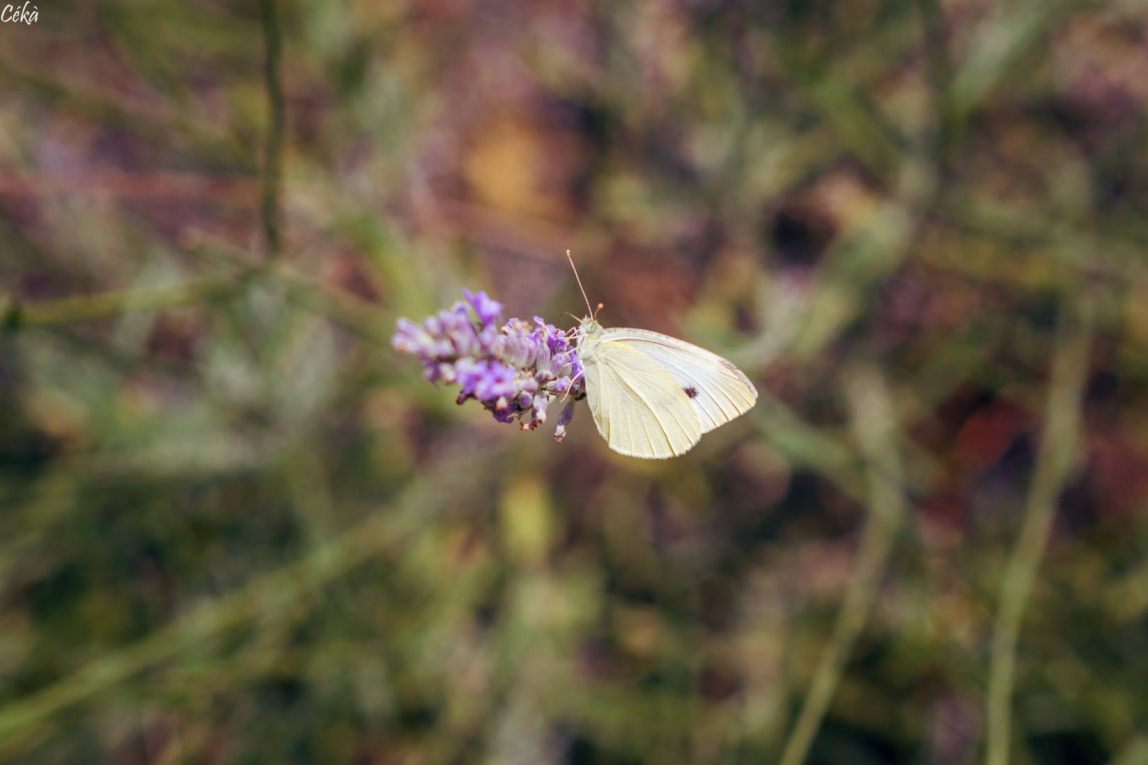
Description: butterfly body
xmin=576 ymin=318 xmax=758 ymax=459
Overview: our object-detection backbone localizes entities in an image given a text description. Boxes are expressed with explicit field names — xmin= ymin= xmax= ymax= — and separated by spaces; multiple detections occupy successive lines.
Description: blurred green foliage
xmin=1 ymin=1 xmax=1147 ymax=763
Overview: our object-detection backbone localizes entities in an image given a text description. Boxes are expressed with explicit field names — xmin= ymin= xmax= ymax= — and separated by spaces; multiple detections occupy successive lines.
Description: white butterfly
xmin=567 ymin=253 xmax=758 ymax=459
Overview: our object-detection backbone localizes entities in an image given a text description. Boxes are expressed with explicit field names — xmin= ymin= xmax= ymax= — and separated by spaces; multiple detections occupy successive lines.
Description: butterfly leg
xmin=559 ymin=366 xmax=586 ymax=403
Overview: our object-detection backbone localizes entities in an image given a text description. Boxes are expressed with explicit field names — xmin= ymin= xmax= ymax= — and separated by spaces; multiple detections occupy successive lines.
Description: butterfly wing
xmin=583 ymin=340 xmax=703 ymax=459
xmin=600 ymin=328 xmax=758 ymax=434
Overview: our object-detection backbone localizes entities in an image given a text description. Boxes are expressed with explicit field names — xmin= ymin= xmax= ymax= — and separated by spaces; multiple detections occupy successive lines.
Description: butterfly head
xmin=573 ymin=315 xmax=603 ymax=347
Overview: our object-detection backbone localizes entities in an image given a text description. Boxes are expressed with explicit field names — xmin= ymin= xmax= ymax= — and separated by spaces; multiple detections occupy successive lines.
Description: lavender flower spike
xmin=393 ymin=291 xmax=585 ymax=438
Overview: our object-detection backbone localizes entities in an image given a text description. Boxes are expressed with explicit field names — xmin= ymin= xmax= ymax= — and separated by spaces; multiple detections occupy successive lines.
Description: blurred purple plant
xmin=393 ymin=290 xmax=584 ymax=440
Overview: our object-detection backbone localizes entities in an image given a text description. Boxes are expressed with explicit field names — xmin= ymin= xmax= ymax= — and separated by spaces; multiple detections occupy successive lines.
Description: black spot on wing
xmin=684 ymin=386 xmax=699 ymax=399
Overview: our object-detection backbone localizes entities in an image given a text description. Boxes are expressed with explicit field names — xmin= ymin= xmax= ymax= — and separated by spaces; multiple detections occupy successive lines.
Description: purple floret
xmin=392 ymin=291 xmax=585 ymax=438
xmin=463 ymin=289 xmax=504 ymax=327
xmin=457 ymin=359 xmax=519 ymax=400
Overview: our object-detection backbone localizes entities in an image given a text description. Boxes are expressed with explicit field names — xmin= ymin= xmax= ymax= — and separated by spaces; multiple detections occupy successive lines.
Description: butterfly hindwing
xmin=600 ymin=328 xmax=758 ymax=434
xmin=583 ymin=340 xmax=703 ymax=459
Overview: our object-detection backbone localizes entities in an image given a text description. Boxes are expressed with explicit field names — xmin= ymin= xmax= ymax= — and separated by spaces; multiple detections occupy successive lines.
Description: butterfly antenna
xmin=566 ymin=249 xmax=594 ymax=317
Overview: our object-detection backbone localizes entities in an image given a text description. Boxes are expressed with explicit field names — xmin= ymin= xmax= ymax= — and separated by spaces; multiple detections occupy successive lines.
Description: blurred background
xmin=1 ymin=1 xmax=1147 ymax=763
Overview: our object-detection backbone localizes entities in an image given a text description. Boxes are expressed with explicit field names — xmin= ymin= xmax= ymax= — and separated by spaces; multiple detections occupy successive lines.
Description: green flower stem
xmin=185 ymin=236 xmax=397 ymax=342
xmin=259 ymin=0 xmax=284 ymax=258
xmin=778 ymin=365 xmax=907 ymax=765
xmin=2 ymin=274 xmax=252 ymax=329
xmin=986 ymin=294 xmax=1094 ymax=765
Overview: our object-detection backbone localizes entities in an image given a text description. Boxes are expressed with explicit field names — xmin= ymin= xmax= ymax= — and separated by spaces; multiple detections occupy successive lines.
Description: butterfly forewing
xmin=601 ymin=328 xmax=758 ymax=434
xmin=583 ymin=340 xmax=703 ymax=459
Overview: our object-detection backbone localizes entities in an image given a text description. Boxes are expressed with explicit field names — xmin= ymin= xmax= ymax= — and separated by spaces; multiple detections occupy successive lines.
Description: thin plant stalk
xmin=778 ymin=365 xmax=907 ymax=765
xmin=259 ymin=0 xmax=284 ymax=257
xmin=986 ymin=294 xmax=1094 ymax=765
xmin=1 ymin=275 xmax=250 ymax=329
